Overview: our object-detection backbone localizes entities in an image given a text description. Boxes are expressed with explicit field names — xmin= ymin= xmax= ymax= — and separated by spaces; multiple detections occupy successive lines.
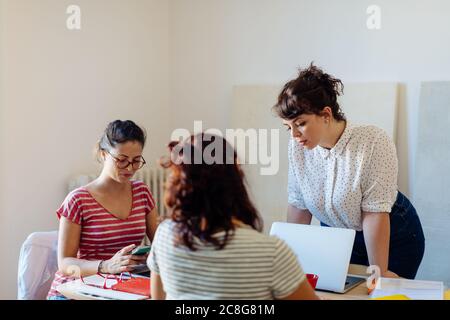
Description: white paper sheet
xmin=370 ymin=277 xmax=444 ymax=300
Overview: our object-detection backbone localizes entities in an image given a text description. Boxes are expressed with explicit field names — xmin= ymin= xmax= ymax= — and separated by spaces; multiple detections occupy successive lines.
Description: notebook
xmin=71 ymin=274 xmax=150 ymax=300
xmin=112 ymin=277 xmax=150 ymax=297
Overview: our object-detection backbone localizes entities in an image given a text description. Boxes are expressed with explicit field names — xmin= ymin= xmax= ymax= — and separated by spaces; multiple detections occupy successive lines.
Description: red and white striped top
xmin=47 ymin=180 xmax=156 ymax=299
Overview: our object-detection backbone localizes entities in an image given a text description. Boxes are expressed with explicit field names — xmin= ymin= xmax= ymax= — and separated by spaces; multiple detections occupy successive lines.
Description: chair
xmin=17 ymin=231 xmax=58 ymax=300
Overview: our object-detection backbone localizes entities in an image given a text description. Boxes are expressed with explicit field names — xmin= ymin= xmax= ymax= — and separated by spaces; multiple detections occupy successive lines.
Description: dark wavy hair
xmin=273 ymin=63 xmax=346 ymax=121
xmin=160 ymin=133 xmax=263 ymax=251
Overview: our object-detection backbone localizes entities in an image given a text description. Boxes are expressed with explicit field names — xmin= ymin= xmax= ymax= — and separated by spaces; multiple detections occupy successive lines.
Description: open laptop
xmin=270 ymin=222 xmax=365 ymax=293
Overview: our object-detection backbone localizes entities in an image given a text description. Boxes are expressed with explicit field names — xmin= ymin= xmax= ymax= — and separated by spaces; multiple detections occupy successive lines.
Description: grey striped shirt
xmin=147 ymin=220 xmax=305 ymax=300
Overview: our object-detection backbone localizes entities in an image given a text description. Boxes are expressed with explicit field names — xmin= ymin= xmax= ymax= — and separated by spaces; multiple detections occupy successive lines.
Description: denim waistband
xmin=391 ymin=191 xmax=413 ymax=217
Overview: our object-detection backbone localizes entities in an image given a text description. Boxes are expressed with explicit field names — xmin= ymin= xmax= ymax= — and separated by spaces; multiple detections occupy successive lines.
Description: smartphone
xmin=130 ymin=245 xmax=151 ymax=256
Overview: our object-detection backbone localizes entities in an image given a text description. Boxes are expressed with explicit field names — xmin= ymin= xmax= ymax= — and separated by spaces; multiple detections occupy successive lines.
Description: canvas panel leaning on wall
xmin=414 ymin=82 xmax=450 ymax=288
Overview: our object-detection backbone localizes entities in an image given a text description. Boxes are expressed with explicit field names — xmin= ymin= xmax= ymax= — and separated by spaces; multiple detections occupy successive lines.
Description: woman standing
xmin=47 ymin=120 xmax=158 ymax=299
xmin=273 ymin=64 xmax=425 ymax=279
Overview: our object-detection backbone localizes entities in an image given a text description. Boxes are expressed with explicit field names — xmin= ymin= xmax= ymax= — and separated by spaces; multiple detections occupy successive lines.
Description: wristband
xmin=98 ymin=260 xmax=105 ymax=273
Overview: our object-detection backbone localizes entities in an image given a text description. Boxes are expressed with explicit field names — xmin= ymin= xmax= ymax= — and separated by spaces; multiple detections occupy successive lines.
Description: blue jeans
xmin=321 ymin=191 xmax=425 ymax=279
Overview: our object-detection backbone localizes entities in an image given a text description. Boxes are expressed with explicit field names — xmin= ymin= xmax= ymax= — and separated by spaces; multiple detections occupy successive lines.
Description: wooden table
xmin=57 ymin=265 xmax=372 ymax=300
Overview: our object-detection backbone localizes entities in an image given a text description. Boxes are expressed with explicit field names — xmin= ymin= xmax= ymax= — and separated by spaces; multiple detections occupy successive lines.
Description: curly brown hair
xmin=273 ymin=63 xmax=346 ymax=121
xmin=160 ymin=133 xmax=263 ymax=251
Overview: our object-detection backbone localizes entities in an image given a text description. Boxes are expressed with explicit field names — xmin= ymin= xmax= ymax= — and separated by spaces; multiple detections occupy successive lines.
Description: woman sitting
xmin=47 ymin=120 xmax=158 ymax=300
xmin=147 ymin=133 xmax=319 ymax=300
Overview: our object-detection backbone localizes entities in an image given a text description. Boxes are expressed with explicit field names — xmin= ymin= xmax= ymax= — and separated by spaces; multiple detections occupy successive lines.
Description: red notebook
xmin=111 ymin=278 xmax=151 ymax=297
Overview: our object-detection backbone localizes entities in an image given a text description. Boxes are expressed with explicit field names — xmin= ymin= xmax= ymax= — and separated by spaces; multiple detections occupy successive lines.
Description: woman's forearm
xmin=59 ymin=257 xmax=102 ymax=278
xmin=362 ymin=212 xmax=390 ymax=275
xmin=151 ymin=273 xmax=166 ymax=300
xmin=287 ymin=205 xmax=312 ymax=224
xmin=146 ymin=208 xmax=159 ymax=242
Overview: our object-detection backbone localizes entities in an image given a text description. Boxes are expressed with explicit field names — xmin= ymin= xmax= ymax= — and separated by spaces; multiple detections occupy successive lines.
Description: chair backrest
xmin=17 ymin=231 xmax=58 ymax=300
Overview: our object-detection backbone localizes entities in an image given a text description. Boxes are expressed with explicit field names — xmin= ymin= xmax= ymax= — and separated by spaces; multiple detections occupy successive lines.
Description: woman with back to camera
xmin=147 ymin=133 xmax=320 ymax=300
xmin=47 ymin=120 xmax=158 ymax=300
xmin=273 ymin=64 xmax=425 ymax=279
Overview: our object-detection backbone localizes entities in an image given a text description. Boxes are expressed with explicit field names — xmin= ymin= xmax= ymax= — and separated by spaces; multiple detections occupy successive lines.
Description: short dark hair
xmin=96 ymin=120 xmax=146 ymax=157
xmin=273 ymin=63 xmax=346 ymax=121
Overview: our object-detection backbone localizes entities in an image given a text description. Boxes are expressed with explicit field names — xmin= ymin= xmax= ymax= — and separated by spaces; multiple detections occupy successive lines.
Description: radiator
xmin=67 ymin=168 xmax=168 ymax=217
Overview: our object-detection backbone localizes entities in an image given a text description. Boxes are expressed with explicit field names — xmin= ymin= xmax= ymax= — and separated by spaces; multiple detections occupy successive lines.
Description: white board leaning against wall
xmin=414 ymin=82 xmax=450 ymax=287
xmin=231 ymin=83 xmax=399 ymax=233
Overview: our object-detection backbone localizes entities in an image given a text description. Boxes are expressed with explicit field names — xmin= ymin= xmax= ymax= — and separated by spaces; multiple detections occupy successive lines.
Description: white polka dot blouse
xmin=287 ymin=122 xmax=398 ymax=231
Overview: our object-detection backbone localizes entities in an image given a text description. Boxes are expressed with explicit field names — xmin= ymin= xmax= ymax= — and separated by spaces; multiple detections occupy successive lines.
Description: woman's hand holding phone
xmin=100 ymin=244 xmax=149 ymax=274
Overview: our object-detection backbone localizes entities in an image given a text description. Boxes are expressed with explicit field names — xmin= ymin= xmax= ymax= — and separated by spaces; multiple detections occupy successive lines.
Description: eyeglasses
xmin=106 ymin=151 xmax=146 ymax=170
xmin=80 ymin=272 xmax=133 ymax=290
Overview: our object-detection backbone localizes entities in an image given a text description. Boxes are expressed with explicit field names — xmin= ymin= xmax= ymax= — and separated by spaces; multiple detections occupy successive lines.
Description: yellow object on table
xmin=445 ymin=289 xmax=450 ymax=300
xmin=371 ymin=294 xmax=411 ymax=300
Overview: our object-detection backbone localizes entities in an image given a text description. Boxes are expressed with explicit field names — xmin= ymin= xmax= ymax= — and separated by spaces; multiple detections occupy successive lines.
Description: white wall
xmin=0 ymin=0 xmax=170 ymax=299
xmin=168 ymin=0 xmax=450 ymax=198
xmin=0 ymin=0 xmax=5 ymax=271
